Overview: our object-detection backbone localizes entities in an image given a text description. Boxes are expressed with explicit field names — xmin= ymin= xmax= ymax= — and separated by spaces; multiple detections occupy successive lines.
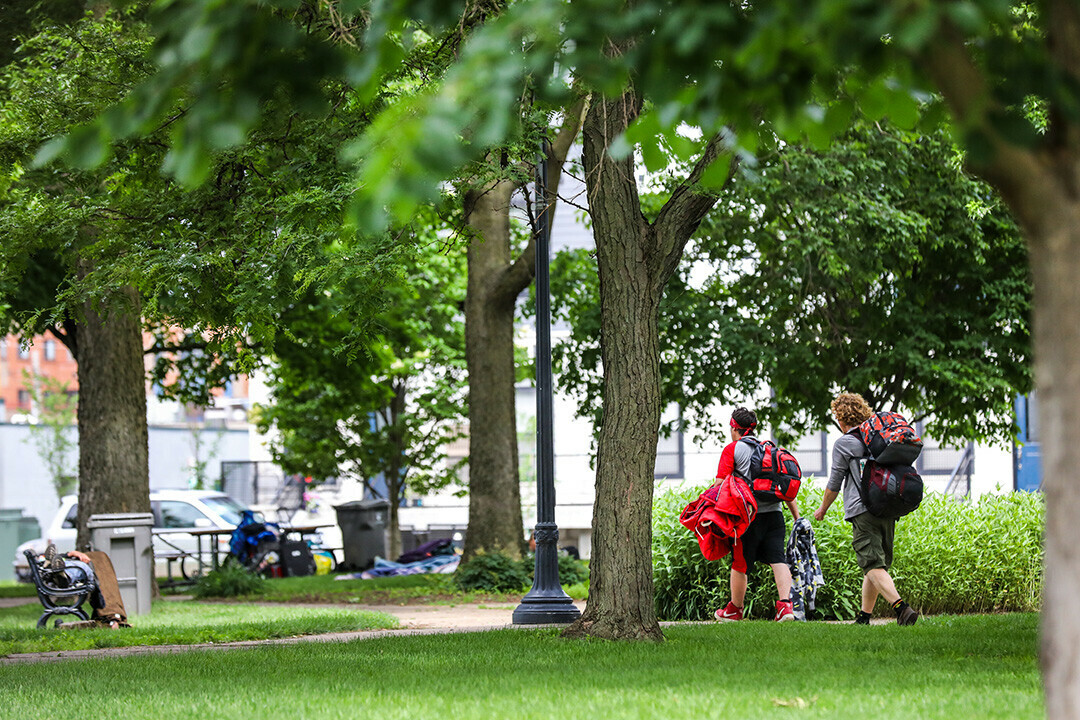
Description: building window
xmin=44 ymin=340 xmax=56 ymax=361
xmin=17 ymin=389 xmax=30 ymax=408
xmin=0 ymin=339 xmax=7 ymax=357
xmin=654 ymin=404 xmax=685 ymax=479
xmin=17 ymin=346 xmax=29 ymax=360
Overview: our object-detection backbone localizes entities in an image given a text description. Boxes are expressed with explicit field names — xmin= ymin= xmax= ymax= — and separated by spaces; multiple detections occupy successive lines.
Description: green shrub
xmin=192 ymin=559 xmax=267 ymax=599
xmin=454 ymin=551 xmax=532 ymax=592
xmin=653 ymin=480 xmax=1044 ymax=621
xmin=517 ymin=552 xmax=589 ymax=586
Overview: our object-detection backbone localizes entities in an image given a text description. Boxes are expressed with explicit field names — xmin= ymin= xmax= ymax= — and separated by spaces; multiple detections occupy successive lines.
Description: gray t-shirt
xmin=827 ymin=431 xmax=868 ymax=521
xmin=736 ymin=438 xmax=781 ymax=514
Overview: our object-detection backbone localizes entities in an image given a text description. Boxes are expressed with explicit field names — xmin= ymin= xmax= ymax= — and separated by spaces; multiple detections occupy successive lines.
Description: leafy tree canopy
xmin=255 ymin=219 xmax=468 ymax=499
xmin=0 ymin=11 xmax=407 ymax=392
xmin=552 ymin=121 xmax=1031 ymax=447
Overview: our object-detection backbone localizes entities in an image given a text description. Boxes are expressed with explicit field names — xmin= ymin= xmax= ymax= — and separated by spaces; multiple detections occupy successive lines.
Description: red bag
xmin=857 ymin=412 xmax=923 ymax=466
xmin=679 ymin=476 xmax=758 ymax=561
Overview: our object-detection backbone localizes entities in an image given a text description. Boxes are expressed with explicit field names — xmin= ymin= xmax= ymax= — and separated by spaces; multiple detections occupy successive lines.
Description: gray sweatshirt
xmin=827 ymin=432 xmax=868 ymax=521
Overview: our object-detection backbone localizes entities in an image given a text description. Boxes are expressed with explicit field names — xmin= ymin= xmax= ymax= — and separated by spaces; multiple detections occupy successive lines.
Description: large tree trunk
xmin=73 ymin=286 xmax=150 ymax=549
xmin=1027 ymin=206 xmax=1080 ymax=719
xmin=564 ymin=92 xmax=662 ymax=640
xmin=464 ymin=178 xmax=528 ymax=560
xmin=918 ymin=21 xmax=1080 ymax=714
xmin=462 ymin=105 xmax=585 ymax=562
xmin=563 ymin=92 xmax=727 ymax=641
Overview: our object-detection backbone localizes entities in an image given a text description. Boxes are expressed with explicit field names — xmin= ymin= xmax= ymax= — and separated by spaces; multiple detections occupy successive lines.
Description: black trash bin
xmin=334 ymin=499 xmax=389 ymax=571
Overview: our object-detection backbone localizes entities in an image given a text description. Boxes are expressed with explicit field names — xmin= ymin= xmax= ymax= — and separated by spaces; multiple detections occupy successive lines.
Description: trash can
xmin=334 ymin=499 xmax=389 ymax=571
xmin=87 ymin=513 xmax=154 ymax=616
xmin=0 ymin=508 xmax=40 ymax=582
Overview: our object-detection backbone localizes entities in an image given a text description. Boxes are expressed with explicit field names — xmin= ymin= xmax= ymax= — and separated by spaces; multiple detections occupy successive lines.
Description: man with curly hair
xmin=713 ymin=406 xmax=799 ymax=622
xmin=813 ymin=392 xmax=919 ymax=625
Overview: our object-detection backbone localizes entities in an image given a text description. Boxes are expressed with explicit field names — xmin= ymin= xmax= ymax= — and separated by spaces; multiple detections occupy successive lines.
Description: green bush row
xmin=454 ymin=550 xmax=589 ymax=592
xmin=653 ymin=481 xmax=1044 ymax=620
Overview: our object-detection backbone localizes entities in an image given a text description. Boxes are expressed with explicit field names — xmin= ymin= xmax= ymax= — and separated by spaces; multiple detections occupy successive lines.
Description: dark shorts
xmin=732 ymin=511 xmax=787 ymax=574
xmin=850 ymin=512 xmax=895 ymax=572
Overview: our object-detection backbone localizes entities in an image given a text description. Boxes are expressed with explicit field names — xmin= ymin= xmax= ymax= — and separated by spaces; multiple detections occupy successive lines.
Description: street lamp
xmin=513 ymin=144 xmax=581 ymax=625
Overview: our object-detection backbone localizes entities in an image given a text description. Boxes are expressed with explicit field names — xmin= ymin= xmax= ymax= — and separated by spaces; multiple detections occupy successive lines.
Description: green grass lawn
xmin=0 ymin=600 xmax=398 ymax=656
xmin=0 ymin=614 xmax=1040 ymax=719
xmin=0 ymin=581 xmax=37 ymax=598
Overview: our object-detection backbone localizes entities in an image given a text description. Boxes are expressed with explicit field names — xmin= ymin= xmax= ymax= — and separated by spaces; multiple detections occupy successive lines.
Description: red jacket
xmin=679 ymin=476 xmax=758 ymax=561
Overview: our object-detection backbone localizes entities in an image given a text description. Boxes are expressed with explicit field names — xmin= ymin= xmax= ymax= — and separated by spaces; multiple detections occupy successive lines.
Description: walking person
xmin=812 ymin=392 xmax=919 ymax=625
xmin=714 ymin=407 xmax=799 ymax=622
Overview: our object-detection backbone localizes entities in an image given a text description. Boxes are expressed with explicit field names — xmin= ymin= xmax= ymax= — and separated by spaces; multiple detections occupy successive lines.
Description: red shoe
xmin=775 ymin=600 xmax=795 ymax=622
xmin=714 ymin=601 xmax=743 ymax=622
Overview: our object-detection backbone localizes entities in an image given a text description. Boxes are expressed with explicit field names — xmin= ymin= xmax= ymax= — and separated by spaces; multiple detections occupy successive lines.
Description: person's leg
xmin=84 ymin=551 xmax=128 ymax=626
xmin=771 ymin=562 xmax=792 ymax=600
xmin=861 ymin=572 xmax=880 ymax=613
xmin=865 ymin=567 xmax=900 ymax=606
xmin=730 ymin=568 xmax=748 ymax=607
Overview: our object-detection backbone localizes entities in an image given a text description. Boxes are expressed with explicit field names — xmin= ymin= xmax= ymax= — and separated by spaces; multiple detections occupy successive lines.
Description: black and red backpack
xmin=852 ymin=411 xmax=925 ymax=519
xmin=736 ymin=436 xmax=802 ymax=503
xmin=856 ymin=411 xmax=923 ymax=466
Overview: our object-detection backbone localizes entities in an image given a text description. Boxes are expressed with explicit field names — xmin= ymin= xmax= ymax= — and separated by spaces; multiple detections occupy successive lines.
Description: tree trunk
xmin=386 ymin=382 xmax=406 ymax=563
xmin=917 ymin=23 xmax=1080 ymax=712
xmin=461 ymin=106 xmax=586 ymax=561
xmin=562 ymin=90 xmax=727 ymax=640
xmin=464 ymin=178 xmax=528 ymax=560
xmin=1027 ymin=206 xmax=1080 ymax=718
xmin=73 ymin=285 xmax=151 ymax=549
xmin=562 ymin=91 xmax=664 ymax=640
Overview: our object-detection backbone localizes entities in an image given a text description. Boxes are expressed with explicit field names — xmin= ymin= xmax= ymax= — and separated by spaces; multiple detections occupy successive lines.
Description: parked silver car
xmin=13 ymin=489 xmax=254 ymax=581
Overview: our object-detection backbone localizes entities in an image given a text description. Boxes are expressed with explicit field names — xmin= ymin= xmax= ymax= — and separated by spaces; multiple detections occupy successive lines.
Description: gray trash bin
xmin=87 ymin=513 xmax=154 ymax=616
xmin=0 ymin=508 xmax=40 ymax=582
xmin=334 ymin=499 xmax=389 ymax=571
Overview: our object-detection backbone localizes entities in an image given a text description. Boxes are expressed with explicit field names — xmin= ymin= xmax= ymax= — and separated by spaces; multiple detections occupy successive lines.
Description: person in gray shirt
xmin=813 ymin=392 xmax=919 ymax=626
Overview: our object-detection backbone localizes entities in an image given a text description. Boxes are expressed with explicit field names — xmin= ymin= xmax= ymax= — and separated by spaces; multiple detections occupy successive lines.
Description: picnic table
xmin=179 ymin=524 xmax=334 ymax=574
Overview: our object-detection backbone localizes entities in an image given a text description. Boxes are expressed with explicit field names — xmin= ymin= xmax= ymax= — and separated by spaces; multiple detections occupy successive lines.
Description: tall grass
xmin=653 ymin=481 xmax=1044 ymax=620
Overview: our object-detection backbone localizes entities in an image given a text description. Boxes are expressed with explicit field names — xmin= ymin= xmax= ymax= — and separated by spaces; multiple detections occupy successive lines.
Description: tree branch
xmin=918 ymin=24 xmax=1061 ymax=235
xmin=497 ymin=95 xmax=588 ymax=302
xmin=653 ymin=130 xmax=734 ymax=278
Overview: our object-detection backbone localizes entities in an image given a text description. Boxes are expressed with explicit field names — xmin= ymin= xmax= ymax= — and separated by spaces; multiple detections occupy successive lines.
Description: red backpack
xmin=737 ymin=437 xmax=802 ymax=503
xmin=856 ymin=412 xmax=923 ymax=465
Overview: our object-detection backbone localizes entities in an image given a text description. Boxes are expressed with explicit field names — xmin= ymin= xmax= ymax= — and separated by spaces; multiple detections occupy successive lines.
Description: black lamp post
xmin=513 ymin=145 xmax=581 ymax=625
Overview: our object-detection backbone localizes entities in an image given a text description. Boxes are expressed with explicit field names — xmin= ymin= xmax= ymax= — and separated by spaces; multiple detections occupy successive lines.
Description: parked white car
xmin=13 ymin=489 xmax=255 ymax=581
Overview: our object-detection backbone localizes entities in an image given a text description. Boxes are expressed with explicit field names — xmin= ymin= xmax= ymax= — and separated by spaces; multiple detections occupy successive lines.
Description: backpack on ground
xmin=856 ymin=459 xmax=924 ymax=519
xmin=737 ymin=437 xmax=802 ymax=503
xmin=856 ymin=411 xmax=923 ymax=465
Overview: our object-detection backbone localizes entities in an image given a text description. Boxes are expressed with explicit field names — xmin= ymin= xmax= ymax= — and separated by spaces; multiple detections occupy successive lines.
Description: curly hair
xmin=831 ymin=393 xmax=873 ymax=428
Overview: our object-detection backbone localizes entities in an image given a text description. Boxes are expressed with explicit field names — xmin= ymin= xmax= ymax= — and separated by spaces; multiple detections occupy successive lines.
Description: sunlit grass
xmin=0 ymin=600 xmax=397 ymax=656
xmin=0 ymin=614 xmax=1041 ymax=720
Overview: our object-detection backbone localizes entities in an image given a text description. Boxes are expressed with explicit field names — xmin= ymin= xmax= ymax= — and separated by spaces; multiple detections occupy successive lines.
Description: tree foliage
xmin=552 ymin=122 xmax=1031 ymax=447
xmin=255 ymin=230 xmax=468 ymax=557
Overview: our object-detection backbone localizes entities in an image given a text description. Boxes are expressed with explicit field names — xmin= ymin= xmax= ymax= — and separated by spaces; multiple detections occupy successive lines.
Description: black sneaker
xmin=43 ymin=543 xmax=58 ymax=565
xmin=896 ymin=605 xmax=919 ymax=626
xmin=855 ymin=611 xmax=872 ymax=625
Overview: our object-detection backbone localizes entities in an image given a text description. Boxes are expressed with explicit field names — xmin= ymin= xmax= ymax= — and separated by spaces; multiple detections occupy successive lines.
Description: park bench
xmin=22 ymin=549 xmax=97 ymax=628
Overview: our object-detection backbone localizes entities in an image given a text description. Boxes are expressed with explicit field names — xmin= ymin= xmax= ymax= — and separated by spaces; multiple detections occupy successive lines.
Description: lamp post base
xmin=513 ymin=523 xmax=582 ymax=625
xmin=512 ymin=594 xmax=581 ymax=625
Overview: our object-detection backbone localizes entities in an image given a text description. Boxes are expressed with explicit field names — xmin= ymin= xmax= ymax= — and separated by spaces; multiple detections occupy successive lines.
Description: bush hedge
xmin=454 ymin=550 xmax=590 ymax=592
xmin=653 ymin=481 xmax=1044 ymax=620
